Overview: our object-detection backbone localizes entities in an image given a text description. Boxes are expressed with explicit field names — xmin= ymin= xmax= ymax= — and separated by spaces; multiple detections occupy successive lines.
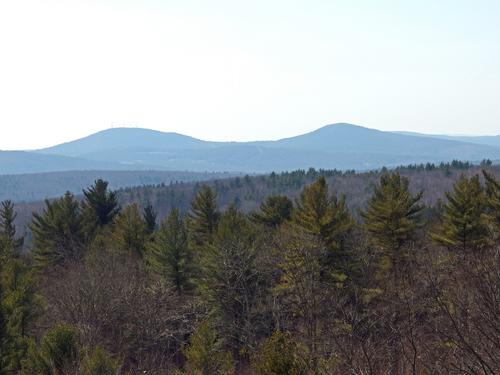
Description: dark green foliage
xmin=293 ymin=177 xmax=353 ymax=269
xmin=362 ymin=173 xmax=423 ymax=267
xmin=252 ymin=331 xmax=307 ymax=375
xmin=198 ymin=206 xmax=264 ymax=352
xmin=1 ymin=166 xmax=499 ymax=373
xmin=147 ymin=208 xmax=191 ymax=293
xmin=483 ymin=170 xmax=500 ymax=237
xmin=188 ymin=185 xmax=219 ymax=250
xmin=432 ymin=174 xmax=491 ymax=251
xmin=183 ymin=320 xmax=233 ymax=375
xmin=21 ymin=324 xmax=79 ymax=375
xmin=81 ymin=347 xmax=119 ymax=375
xmin=0 ymin=201 xmax=33 ymax=374
xmin=251 ymin=195 xmax=293 ymax=227
xmin=30 ymin=192 xmax=85 ymax=269
xmin=111 ymin=204 xmax=147 ymax=257
xmin=0 ymin=259 xmax=38 ymax=373
xmin=82 ymin=179 xmax=119 ymax=234
xmin=0 ymin=200 xmax=23 ymax=260
xmin=274 ymin=228 xmax=329 ymax=364
xmin=142 ymin=203 xmax=157 ymax=234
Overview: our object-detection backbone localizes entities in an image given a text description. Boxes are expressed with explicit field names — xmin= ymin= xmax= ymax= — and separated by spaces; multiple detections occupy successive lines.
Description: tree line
xmin=0 ymin=171 xmax=499 ymax=374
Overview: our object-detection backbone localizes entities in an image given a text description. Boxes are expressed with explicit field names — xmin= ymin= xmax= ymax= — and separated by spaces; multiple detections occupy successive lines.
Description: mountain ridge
xmin=2 ymin=123 xmax=499 ymax=175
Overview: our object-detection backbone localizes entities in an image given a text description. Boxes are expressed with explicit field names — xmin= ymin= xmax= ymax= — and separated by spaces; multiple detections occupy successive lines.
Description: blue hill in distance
xmin=1 ymin=123 xmax=498 ymax=175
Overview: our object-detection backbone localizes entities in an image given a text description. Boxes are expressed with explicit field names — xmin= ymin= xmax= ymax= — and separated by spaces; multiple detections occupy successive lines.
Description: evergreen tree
xmin=0 ymin=293 xmax=5 ymax=375
xmin=183 ymin=320 xmax=234 ymax=375
xmin=81 ymin=179 xmax=119 ymax=234
xmin=81 ymin=347 xmax=118 ymax=375
xmin=0 ymin=259 xmax=38 ymax=373
xmin=275 ymin=228 xmax=328 ymax=367
xmin=0 ymin=200 xmax=23 ymax=260
xmin=293 ymin=177 xmax=353 ymax=269
xmin=188 ymin=185 xmax=219 ymax=251
xmin=252 ymin=331 xmax=307 ymax=375
xmin=432 ymin=174 xmax=491 ymax=251
xmin=361 ymin=173 xmax=424 ymax=270
xmin=30 ymin=192 xmax=85 ymax=269
xmin=143 ymin=203 xmax=158 ymax=235
xmin=483 ymin=170 xmax=500 ymax=237
xmin=198 ymin=206 xmax=263 ymax=352
xmin=147 ymin=208 xmax=191 ymax=294
xmin=21 ymin=324 xmax=80 ymax=375
xmin=111 ymin=204 xmax=148 ymax=257
xmin=251 ymin=195 xmax=293 ymax=228
xmin=0 ymin=200 xmax=34 ymax=374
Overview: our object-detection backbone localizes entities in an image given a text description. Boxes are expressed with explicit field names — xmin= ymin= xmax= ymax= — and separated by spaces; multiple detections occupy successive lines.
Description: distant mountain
xmin=39 ymin=128 xmax=215 ymax=156
xmin=7 ymin=123 xmax=500 ymax=174
xmin=0 ymin=151 xmax=127 ymax=175
xmin=394 ymin=131 xmax=500 ymax=148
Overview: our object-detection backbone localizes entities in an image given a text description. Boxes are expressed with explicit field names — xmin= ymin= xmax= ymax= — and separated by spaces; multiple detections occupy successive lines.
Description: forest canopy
xmin=0 ymin=164 xmax=499 ymax=374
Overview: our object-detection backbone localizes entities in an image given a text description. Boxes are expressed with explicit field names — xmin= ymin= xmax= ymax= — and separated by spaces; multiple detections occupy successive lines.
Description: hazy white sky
xmin=1 ymin=0 xmax=499 ymax=150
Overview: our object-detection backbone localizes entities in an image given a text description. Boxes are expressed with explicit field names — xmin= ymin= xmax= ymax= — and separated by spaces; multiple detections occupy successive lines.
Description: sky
xmin=0 ymin=0 xmax=499 ymax=150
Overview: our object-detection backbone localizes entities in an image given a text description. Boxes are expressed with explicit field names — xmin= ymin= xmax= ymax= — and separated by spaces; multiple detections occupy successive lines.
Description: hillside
xmin=0 ymin=170 xmax=238 ymax=203
xmin=394 ymin=131 xmax=500 ymax=147
xmin=26 ymin=123 xmax=500 ymax=173
xmin=39 ymin=128 xmax=215 ymax=156
xmin=13 ymin=162 xmax=500 ymax=237
xmin=0 ymin=150 xmax=128 ymax=175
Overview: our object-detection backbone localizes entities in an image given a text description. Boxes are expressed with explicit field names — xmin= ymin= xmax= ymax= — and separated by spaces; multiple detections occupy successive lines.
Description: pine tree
xmin=0 ymin=293 xmax=5 ymax=375
xmin=183 ymin=320 xmax=234 ymax=375
xmin=0 ymin=200 xmax=34 ymax=374
xmin=30 ymin=192 xmax=85 ymax=269
xmin=111 ymin=204 xmax=148 ymax=257
xmin=252 ymin=331 xmax=307 ymax=375
xmin=483 ymin=170 xmax=500 ymax=237
xmin=143 ymin=203 xmax=158 ymax=235
xmin=198 ymin=206 xmax=262 ymax=352
xmin=275 ymin=228 xmax=327 ymax=367
xmin=0 ymin=259 xmax=38 ymax=373
xmin=147 ymin=208 xmax=191 ymax=294
xmin=81 ymin=347 xmax=118 ymax=375
xmin=188 ymin=185 xmax=219 ymax=251
xmin=81 ymin=179 xmax=119 ymax=235
xmin=251 ymin=195 xmax=293 ymax=228
xmin=21 ymin=324 xmax=80 ymax=375
xmin=432 ymin=174 xmax=491 ymax=252
xmin=0 ymin=200 xmax=23 ymax=260
xmin=361 ymin=172 xmax=424 ymax=269
xmin=292 ymin=177 xmax=353 ymax=269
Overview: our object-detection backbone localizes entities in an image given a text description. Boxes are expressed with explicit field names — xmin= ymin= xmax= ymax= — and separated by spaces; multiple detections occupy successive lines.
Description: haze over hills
xmin=2 ymin=123 xmax=499 ymax=175
xmin=394 ymin=131 xmax=500 ymax=147
xmin=0 ymin=170 xmax=238 ymax=203
xmin=0 ymin=150 xmax=128 ymax=175
xmin=37 ymin=123 xmax=500 ymax=171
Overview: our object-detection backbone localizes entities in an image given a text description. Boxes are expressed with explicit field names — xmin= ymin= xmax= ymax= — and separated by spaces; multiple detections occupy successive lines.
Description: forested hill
xmin=115 ymin=161 xmax=500 ymax=219
xmin=0 ymin=170 xmax=238 ymax=203
xmin=2 ymin=160 xmax=499 ymax=373
xmin=13 ymin=161 xmax=500 ymax=236
xmin=30 ymin=123 xmax=500 ymax=173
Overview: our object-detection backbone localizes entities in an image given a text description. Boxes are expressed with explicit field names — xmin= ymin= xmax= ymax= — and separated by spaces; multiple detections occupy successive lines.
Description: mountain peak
xmin=26 ymin=123 xmax=500 ymax=174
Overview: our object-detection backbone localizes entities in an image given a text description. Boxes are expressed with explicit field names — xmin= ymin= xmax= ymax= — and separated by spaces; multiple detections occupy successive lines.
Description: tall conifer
xmin=188 ymin=186 xmax=219 ymax=251
xmin=81 ymin=179 xmax=119 ymax=235
xmin=432 ymin=174 xmax=490 ymax=251
xmin=30 ymin=192 xmax=85 ymax=269
xmin=293 ymin=177 xmax=353 ymax=269
xmin=147 ymin=208 xmax=191 ymax=294
xmin=362 ymin=172 xmax=423 ymax=269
